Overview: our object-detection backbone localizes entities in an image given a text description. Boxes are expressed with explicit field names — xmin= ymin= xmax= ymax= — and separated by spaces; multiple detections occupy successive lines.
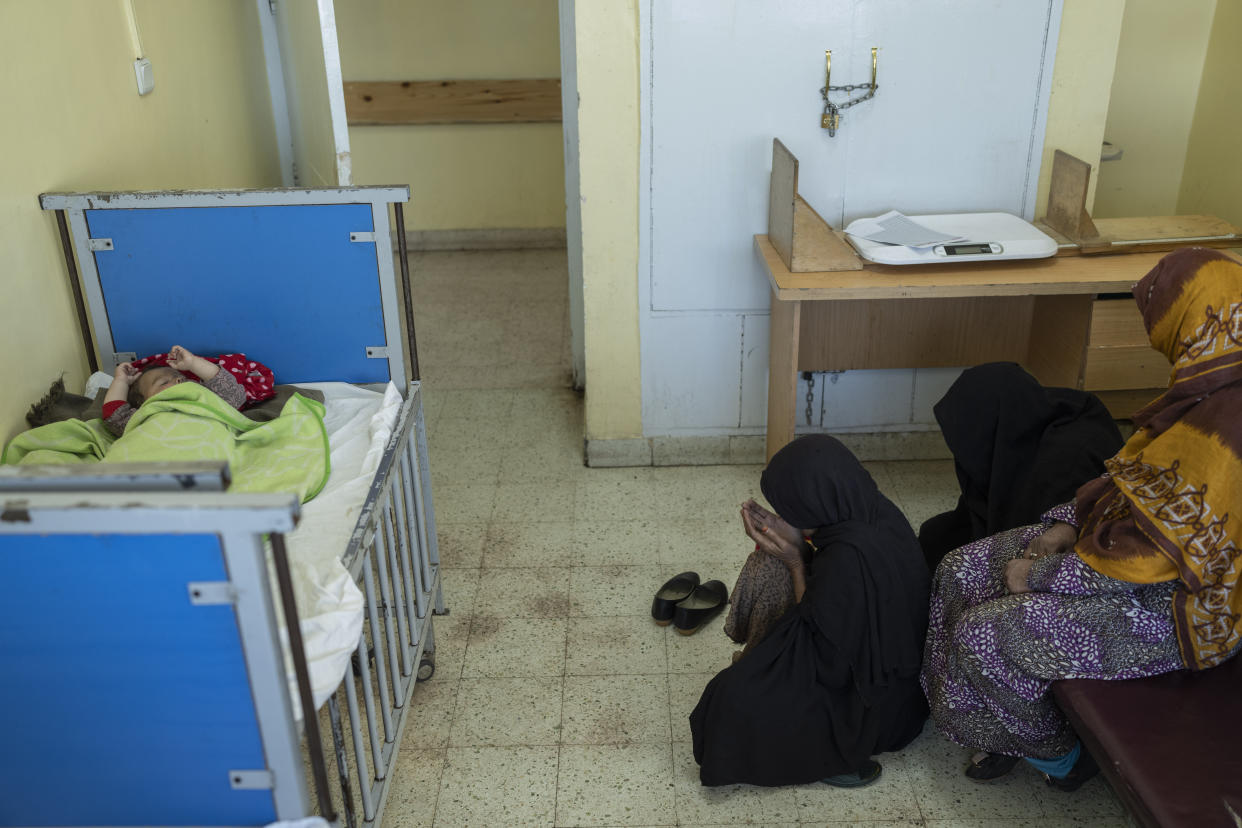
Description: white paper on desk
xmin=846 ymin=210 xmax=967 ymax=248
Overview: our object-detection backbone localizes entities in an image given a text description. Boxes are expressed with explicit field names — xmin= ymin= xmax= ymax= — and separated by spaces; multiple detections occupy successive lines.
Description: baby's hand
xmin=113 ymin=362 xmax=139 ymax=384
xmin=167 ymin=345 xmax=196 ymax=371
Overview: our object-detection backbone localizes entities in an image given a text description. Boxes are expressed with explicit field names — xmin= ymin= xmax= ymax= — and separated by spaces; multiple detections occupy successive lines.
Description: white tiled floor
xmin=389 ymin=249 xmax=1129 ymax=827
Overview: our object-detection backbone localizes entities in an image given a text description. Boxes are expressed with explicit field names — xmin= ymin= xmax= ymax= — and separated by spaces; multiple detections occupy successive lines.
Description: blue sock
xmin=1024 ymin=741 xmax=1081 ymax=778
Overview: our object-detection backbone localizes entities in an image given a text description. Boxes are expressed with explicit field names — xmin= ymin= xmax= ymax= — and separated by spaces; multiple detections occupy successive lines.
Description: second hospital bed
xmin=0 ymin=186 xmax=441 ymax=827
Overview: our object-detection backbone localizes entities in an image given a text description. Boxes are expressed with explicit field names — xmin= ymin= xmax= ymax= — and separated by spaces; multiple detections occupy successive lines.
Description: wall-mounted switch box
xmin=133 ymin=58 xmax=154 ymax=96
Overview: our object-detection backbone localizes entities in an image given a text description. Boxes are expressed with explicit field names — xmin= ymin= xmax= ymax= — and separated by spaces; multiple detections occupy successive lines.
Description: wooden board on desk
xmin=1045 ymin=149 xmax=1103 ymax=248
xmin=1093 ymin=215 xmax=1242 ymax=254
xmin=1095 ymin=215 xmax=1238 ymax=243
xmin=791 ymin=198 xmax=862 ymax=272
xmin=1040 ymin=216 xmax=1242 ymax=257
xmin=767 ymin=140 xmax=798 ymax=268
xmin=755 ymin=234 xmax=1163 ymax=301
xmin=1038 ymin=149 xmax=1241 ymax=255
xmin=767 ymin=140 xmax=862 ymax=273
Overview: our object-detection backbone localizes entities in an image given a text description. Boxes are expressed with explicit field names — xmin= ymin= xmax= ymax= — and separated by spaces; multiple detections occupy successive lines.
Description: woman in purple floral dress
xmin=921 ymin=248 xmax=1242 ymax=790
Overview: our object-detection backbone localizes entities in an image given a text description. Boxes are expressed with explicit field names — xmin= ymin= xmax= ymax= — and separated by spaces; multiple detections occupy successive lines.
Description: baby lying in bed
xmin=6 ymin=345 xmax=329 ymax=503
xmin=102 ymin=345 xmax=245 ymax=436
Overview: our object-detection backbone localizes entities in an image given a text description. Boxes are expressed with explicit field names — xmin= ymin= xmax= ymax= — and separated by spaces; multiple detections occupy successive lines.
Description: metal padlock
xmin=821 ymin=110 xmax=840 ymax=136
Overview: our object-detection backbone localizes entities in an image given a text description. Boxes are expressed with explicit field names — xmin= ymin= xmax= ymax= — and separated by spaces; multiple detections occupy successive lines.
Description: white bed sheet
xmin=84 ymin=373 xmax=403 ymax=714
xmin=280 ymin=381 xmax=402 ymax=713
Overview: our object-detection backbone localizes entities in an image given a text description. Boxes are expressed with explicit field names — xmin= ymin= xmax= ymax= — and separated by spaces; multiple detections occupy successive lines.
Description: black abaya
xmin=918 ymin=362 xmax=1124 ymax=569
xmin=689 ymin=435 xmax=929 ymax=786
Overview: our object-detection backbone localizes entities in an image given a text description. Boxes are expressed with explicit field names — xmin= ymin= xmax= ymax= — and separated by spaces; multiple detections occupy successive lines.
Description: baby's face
xmin=137 ymin=367 xmax=186 ymax=401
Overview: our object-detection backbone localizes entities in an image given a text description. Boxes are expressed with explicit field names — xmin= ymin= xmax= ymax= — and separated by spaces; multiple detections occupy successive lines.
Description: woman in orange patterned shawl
xmin=1075 ymin=247 xmax=1242 ymax=671
xmin=920 ymin=248 xmax=1242 ymax=791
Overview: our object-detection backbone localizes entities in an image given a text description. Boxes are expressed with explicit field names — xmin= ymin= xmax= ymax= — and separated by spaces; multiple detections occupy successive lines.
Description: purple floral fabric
xmin=920 ymin=503 xmax=1181 ymax=758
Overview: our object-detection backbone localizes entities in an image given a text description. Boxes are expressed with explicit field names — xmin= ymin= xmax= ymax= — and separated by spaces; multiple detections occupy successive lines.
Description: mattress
xmin=84 ymin=373 xmax=402 ymax=714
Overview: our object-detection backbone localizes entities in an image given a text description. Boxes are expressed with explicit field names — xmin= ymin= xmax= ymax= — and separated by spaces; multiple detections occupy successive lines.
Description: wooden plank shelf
xmin=344 ymin=79 xmax=562 ymax=125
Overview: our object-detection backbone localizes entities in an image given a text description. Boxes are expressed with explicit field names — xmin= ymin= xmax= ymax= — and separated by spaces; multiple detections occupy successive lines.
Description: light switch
xmin=133 ymin=58 xmax=154 ymax=96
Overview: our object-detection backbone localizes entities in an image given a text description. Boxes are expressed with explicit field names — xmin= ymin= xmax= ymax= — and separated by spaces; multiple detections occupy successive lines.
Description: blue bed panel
xmin=85 ymin=203 xmax=389 ymax=384
xmin=0 ymin=533 xmax=277 ymax=827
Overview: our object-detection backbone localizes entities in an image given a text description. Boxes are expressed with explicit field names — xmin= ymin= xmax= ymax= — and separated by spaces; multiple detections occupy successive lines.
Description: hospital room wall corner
xmin=1177 ymin=0 xmax=1242 ymax=227
xmin=0 ymin=0 xmax=284 ymax=444
xmin=1033 ymin=0 xmax=1126 ymax=218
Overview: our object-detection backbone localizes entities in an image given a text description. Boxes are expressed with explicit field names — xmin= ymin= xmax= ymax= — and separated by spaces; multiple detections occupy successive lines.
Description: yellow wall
xmin=336 ymin=0 xmax=565 ymax=231
xmin=575 ymin=0 xmax=642 ymax=440
xmin=1178 ymin=0 xmax=1242 ymax=226
xmin=1094 ymin=0 xmax=1217 ymax=218
xmin=0 ymin=0 xmax=281 ymax=443
xmin=1034 ymin=0 xmax=1126 ymax=217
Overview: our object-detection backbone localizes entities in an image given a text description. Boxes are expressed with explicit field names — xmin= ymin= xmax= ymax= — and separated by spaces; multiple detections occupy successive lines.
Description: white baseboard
xmin=585 ymin=430 xmax=952 ymax=468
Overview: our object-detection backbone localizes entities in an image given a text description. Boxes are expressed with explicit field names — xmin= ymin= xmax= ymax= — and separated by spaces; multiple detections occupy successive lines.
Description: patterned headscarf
xmin=1075 ymin=248 xmax=1242 ymax=670
xmin=131 ymin=352 xmax=276 ymax=403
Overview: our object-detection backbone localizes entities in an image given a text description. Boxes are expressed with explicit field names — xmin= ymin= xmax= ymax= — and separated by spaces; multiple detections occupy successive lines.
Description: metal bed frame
xmin=0 ymin=479 xmax=314 ymax=825
xmin=318 ymin=379 xmax=444 ymax=827
xmin=0 ymin=187 xmax=442 ymax=827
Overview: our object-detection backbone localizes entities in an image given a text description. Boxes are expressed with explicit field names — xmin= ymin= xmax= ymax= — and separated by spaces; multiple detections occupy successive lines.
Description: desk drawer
xmin=1084 ymin=298 xmax=1168 ymax=398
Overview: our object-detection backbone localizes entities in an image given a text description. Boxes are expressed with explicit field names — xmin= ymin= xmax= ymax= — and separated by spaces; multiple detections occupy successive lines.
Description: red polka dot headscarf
xmin=131 ymin=352 xmax=276 ymax=403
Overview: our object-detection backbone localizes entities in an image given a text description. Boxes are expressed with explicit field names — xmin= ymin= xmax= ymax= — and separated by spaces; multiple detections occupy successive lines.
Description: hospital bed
xmin=0 ymin=187 xmax=440 ymax=827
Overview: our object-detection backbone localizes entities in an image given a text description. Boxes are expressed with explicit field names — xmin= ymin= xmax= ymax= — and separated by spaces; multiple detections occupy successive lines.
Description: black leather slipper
xmin=652 ymin=572 xmax=700 ymax=625
xmin=673 ymin=579 xmax=728 ymax=635
xmin=1044 ymin=748 xmax=1099 ymax=792
xmin=964 ymin=752 xmax=1020 ymax=781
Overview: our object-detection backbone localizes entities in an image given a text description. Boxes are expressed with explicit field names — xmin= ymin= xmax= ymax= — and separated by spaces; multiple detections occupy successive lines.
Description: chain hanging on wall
xmin=820 ymin=47 xmax=879 ymax=137
xmin=802 ymin=371 xmax=815 ymax=426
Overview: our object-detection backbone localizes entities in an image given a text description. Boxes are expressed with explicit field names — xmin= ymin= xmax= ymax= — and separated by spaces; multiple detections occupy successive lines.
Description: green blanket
xmin=2 ymin=383 xmax=330 ymax=502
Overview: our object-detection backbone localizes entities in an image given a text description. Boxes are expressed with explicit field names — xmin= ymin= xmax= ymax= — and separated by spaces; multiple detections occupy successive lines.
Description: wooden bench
xmin=1052 ymin=655 xmax=1242 ymax=827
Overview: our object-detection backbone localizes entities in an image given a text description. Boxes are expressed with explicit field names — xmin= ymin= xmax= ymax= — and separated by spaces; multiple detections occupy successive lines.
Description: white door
xmin=639 ymin=0 xmax=1062 ymax=433
xmin=648 ymin=0 xmax=854 ymax=313
xmin=842 ymin=0 xmax=1056 ymax=222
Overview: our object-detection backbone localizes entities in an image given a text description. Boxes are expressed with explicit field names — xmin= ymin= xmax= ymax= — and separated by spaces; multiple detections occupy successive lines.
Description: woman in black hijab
xmin=918 ymin=362 xmax=1123 ymax=570
xmin=689 ymin=435 xmax=930 ymax=787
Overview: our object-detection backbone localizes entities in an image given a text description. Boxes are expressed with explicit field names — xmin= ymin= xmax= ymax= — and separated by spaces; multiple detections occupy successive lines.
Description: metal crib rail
xmin=342 ymin=386 xmax=421 ymax=578
xmin=271 ymin=532 xmax=336 ymax=821
xmin=316 ymin=381 xmax=444 ymax=827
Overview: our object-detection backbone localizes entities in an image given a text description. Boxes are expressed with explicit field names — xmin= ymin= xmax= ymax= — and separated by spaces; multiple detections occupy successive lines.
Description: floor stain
xmin=470 ymin=614 xmax=502 ymax=642
xmin=528 ymin=593 xmax=570 ymax=617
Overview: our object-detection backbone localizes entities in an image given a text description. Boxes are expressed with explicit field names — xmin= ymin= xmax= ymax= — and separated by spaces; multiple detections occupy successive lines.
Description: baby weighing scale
xmin=844 ymin=211 xmax=1058 ymax=265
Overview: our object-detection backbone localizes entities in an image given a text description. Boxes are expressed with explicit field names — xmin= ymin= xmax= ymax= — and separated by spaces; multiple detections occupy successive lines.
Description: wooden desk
xmin=756 ymin=234 xmax=1169 ymax=461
